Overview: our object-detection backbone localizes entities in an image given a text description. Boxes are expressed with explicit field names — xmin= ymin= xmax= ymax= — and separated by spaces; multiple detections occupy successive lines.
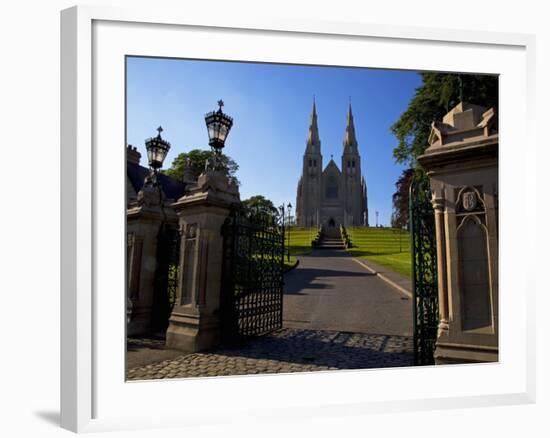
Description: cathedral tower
xmin=341 ymin=102 xmax=368 ymax=226
xmin=296 ymin=100 xmax=322 ymax=226
xmin=296 ymin=100 xmax=368 ymax=228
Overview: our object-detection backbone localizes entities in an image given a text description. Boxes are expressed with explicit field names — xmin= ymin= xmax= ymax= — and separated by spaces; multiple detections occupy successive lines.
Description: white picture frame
xmin=60 ymin=5 xmax=536 ymax=433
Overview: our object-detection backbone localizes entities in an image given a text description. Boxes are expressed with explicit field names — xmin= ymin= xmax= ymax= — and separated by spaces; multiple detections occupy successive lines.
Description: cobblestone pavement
xmin=127 ymin=328 xmax=413 ymax=381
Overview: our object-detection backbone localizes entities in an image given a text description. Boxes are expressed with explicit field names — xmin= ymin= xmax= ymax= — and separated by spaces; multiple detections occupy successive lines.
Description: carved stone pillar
xmin=126 ymin=176 xmax=177 ymax=335
xmin=419 ymin=102 xmax=499 ymax=364
xmin=165 ymin=170 xmax=240 ymax=352
xmin=431 ymin=188 xmax=449 ymax=337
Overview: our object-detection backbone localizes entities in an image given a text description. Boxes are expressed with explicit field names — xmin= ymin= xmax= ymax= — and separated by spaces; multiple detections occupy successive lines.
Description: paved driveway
xmin=127 ymin=248 xmax=415 ymax=379
xmin=283 ymin=249 xmax=413 ymax=336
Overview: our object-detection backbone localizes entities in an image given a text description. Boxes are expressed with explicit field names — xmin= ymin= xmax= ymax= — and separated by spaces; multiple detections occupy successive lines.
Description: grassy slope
xmin=283 ymin=227 xmax=316 ymax=271
xmin=288 ymin=227 xmax=317 ymax=255
xmin=347 ymin=227 xmax=412 ymax=278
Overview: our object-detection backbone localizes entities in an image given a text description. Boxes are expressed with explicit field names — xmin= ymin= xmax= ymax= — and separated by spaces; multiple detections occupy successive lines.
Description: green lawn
xmin=287 ymin=227 xmax=317 ymax=255
xmin=283 ymin=227 xmax=317 ymax=271
xmin=346 ymin=227 xmax=412 ymax=278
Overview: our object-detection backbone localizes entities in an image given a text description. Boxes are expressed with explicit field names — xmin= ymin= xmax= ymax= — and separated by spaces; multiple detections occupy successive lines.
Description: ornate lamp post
xmin=279 ymin=204 xmax=285 ymax=226
xmin=286 ymin=202 xmax=292 ymax=262
xmin=144 ymin=126 xmax=171 ymax=222
xmin=204 ymin=100 xmax=234 ymax=170
xmin=277 ymin=204 xmax=287 ymax=263
xmin=145 ymin=126 xmax=171 ymax=179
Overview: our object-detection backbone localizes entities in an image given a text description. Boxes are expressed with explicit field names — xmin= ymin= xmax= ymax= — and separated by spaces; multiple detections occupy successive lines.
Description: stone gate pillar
xmin=165 ymin=170 xmax=240 ymax=352
xmin=126 ymin=176 xmax=178 ymax=335
xmin=418 ymin=102 xmax=499 ymax=364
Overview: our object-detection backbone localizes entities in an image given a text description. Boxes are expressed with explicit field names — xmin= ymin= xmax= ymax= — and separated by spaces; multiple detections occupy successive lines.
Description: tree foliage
xmin=391 ymin=168 xmax=414 ymax=230
xmin=391 ymin=72 xmax=498 ymax=166
xmin=242 ymin=195 xmax=279 ymax=223
xmin=163 ymin=149 xmax=240 ymax=184
xmin=390 ymin=73 xmax=498 ymax=229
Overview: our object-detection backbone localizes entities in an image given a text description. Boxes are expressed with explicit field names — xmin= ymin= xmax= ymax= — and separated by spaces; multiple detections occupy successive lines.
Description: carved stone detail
xmin=462 ymin=191 xmax=477 ymax=211
xmin=137 ymin=174 xmax=161 ymax=207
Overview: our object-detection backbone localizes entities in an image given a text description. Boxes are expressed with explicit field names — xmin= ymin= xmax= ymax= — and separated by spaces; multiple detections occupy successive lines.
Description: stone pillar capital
xmin=173 ymin=169 xmax=240 ymax=213
xmin=431 ymin=188 xmax=445 ymax=212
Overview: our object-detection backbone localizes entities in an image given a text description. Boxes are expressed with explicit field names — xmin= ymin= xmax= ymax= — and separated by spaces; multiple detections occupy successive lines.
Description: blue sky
xmin=126 ymin=57 xmax=421 ymax=226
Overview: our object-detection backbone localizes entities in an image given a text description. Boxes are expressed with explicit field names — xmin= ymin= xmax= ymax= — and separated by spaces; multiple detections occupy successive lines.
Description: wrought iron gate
xmin=221 ymin=209 xmax=285 ymax=343
xmin=151 ymin=224 xmax=181 ymax=334
xmin=409 ymin=173 xmax=438 ymax=365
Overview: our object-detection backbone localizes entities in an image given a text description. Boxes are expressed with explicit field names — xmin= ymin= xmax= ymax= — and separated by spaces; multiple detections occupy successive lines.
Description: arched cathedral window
xmin=325 ymin=175 xmax=338 ymax=199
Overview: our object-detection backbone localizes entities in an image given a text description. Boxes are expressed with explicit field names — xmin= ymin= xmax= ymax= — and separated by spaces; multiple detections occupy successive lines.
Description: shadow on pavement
xmin=214 ymin=329 xmax=413 ymax=369
xmin=126 ymin=337 xmax=183 ymax=369
xmin=306 ymin=249 xmax=351 ymax=257
xmin=284 ymin=267 xmax=375 ymax=295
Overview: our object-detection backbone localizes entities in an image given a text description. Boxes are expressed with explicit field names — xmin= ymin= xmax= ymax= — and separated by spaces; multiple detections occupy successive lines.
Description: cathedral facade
xmin=295 ymin=101 xmax=368 ymax=228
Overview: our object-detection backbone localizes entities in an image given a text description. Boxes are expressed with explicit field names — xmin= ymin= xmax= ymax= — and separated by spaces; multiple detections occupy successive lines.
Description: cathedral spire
xmin=343 ymin=101 xmax=358 ymax=148
xmin=307 ymin=98 xmax=320 ymax=147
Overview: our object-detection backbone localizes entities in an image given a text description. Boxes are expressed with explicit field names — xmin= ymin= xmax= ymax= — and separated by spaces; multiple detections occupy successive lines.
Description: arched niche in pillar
xmin=179 ymin=223 xmax=199 ymax=306
xmin=456 ymin=214 xmax=492 ymax=331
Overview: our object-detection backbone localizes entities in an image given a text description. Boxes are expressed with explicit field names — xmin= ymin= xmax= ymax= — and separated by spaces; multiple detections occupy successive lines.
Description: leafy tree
xmin=391 ymin=73 xmax=498 ymax=166
xmin=163 ymin=149 xmax=240 ymax=184
xmin=391 ymin=168 xmax=414 ymax=230
xmin=242 ymin=195 xmax=279 ymax=223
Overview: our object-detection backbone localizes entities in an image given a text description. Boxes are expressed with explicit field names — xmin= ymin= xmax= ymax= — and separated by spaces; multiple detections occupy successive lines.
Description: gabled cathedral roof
xmin=323 ymin=157 xmax=341 ymax=175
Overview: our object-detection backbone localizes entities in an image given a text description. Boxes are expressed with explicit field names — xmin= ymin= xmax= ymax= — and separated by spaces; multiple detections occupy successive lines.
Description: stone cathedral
xmin=296 ymin=101 xmax=369 ymax=228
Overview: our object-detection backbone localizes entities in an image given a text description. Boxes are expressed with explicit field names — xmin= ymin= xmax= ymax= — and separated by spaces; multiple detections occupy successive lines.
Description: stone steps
xmin=314 ymin=226 xmax=346 ymax=249
xmin=317 ymin=237 xmax=346 ymax=249
xmin=323 ymin=228 xmax=341 ymax=239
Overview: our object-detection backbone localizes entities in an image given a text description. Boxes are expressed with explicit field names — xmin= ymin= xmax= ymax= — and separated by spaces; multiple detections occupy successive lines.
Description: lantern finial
xmin=145 ymin=126 xmax=171 ymax=170
xmin=205 ymin=100 xmax=233 ymax=154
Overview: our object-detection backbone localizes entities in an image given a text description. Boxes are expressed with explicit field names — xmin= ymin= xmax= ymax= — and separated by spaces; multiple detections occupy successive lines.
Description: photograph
xmin=125 ymin=56 xmax=499 ymax=380
xmin=1 ymin=0 xmax=545 ymax=435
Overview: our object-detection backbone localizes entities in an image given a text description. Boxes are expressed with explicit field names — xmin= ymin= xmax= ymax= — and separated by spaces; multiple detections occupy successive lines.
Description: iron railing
xmin=221 ymin=209 xmax=285 ymax=343
xmin=409 ymin=172 xmax=438 ymax=365
xmin=150 ymin=224 xmax=181 ymax=334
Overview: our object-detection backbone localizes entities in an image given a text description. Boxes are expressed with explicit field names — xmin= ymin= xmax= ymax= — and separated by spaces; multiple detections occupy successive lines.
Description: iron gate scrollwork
xmin=151 ymin=224 xmax=181 ymax=334
xmin=409 ymin=172 xmax=438 ymax=365
xmin=221 ymin=209 xmax=285 ymax=343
